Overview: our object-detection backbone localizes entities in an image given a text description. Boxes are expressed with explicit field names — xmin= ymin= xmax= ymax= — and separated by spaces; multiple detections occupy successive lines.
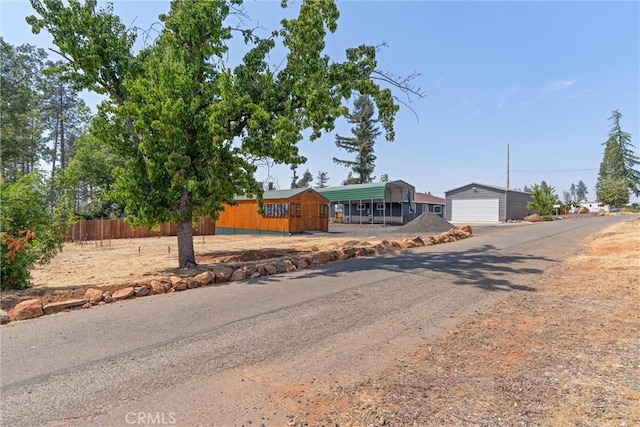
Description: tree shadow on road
xmin=249 ymin=244 xmax=557 ymax=293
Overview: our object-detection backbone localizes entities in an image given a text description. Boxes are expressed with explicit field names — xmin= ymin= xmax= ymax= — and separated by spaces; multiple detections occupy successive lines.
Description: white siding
xmin=451 ymin=199 xmax=499 ymax=222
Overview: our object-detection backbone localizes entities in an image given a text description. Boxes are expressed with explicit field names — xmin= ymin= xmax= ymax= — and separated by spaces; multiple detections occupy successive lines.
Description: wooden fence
xmin=65 ymin=217 xmax=215 ymax=242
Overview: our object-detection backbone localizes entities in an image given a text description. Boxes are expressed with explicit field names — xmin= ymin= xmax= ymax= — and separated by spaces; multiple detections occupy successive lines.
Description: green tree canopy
xmin=526 ymin=182 xmax=559 ymax=216
xmin=28 ymin=0 xmax=409 ymax=268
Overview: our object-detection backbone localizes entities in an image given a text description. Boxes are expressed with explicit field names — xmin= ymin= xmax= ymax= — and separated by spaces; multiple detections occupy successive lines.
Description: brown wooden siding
xmin=216 ymin=191 xmax=329 ymax=233
xmin=65 ymin=217 xmax=215 ymax=242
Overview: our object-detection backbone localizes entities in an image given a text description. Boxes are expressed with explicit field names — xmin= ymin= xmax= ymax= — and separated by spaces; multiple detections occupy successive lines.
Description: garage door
xmin=451 ymin=198 xmax=499 ymax=222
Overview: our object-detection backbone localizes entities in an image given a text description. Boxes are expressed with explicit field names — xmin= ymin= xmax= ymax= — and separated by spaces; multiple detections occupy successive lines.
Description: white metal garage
xmin=451 ymin=198 xmax=499 ymax=222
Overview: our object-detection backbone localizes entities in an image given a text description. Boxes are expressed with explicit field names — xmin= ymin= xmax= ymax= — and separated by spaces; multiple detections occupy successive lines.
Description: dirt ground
xmin=1 ymin=228 xmax=408 ymax=311
xmin=279 ymin=217 xmax=640 ymax=426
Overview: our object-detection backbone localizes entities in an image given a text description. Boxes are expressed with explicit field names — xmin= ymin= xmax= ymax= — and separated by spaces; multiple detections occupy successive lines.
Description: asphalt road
xmin=0 ymin=215 xmax=628 ymax=426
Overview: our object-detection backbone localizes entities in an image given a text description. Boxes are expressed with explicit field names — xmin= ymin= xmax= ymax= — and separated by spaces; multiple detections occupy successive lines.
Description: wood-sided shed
xmin=317 ymin=180 xmax=416 ymax=225
xmin=215 ymin=188 xmax=330 ymax=235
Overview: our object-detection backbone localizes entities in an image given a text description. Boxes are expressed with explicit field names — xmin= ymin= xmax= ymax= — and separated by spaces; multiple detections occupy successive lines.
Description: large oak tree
xmin=28 ymin=0 xmax=406 ymax=267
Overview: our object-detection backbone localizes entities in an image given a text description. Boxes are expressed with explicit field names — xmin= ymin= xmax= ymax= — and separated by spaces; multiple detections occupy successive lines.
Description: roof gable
xmin=445 ymin=182 xmax=531 ymax=195
xmin=317 ymin=180 xmax=415 ymax=201
xmin=235 ymin=187 xmax=328 ymax=201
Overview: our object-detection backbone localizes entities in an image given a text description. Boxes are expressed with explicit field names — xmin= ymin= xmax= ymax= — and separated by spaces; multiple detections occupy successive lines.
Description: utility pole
xmin=506 ymin=144 xmax=510 ymax=189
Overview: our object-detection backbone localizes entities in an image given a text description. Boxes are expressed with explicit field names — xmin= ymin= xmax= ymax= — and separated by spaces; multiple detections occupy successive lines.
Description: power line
xmin=511 ymin=168 xmax=597 ymax=173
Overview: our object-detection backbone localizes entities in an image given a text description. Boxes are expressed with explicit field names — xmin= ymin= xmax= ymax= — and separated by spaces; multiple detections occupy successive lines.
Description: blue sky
xmin=2 ymin=0 xmax=639 ymax=201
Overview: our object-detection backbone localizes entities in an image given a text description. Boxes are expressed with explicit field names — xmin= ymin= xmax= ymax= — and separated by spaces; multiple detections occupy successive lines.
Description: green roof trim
xmin=317 ymin=180 xmax=414 ymax=202
xmin=235 ymin=187 xmax=328 ymax=201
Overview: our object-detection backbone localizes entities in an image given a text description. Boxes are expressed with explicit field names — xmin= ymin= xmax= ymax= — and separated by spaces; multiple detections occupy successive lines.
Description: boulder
xmin=172 ymin=281 xmax=188 ymax=291
xmin=112 ymin=287 xmax=135 ymax=301
xmin=43 ymin=298 xmax=89 ymax=315
xmin=134 ymin=286 xmax=150 ymax=297
xmin=194 ymin=271 xmax=213 ymax=286
xmin=0 ymin=309 xmax=10 ymax=324
xmin=230 ymin=269 xmax=246 ymax=281
xmin=310 ymin=251 xmax=332 ymax=265
xmin=150 ymin=280 xmax=166 ymax=295
xmin=281 ymin=260 xmax=297 ymax=273
xmin=524 ymin=213 xmax=542 ymax=222
xmin=9 ymin=299 xmax=43 ymax=321
xmin=459 ymin=225 xmax=473 ymax=235
xmin=210 ymin=266 xmax=234 ymax=283
xmin=84 ymin=288 xmax=104 ymax=304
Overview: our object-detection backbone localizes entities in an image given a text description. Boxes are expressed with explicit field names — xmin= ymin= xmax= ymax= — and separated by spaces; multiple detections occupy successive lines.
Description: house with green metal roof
xmin=316 ymin=180 xmax=416 ymax=225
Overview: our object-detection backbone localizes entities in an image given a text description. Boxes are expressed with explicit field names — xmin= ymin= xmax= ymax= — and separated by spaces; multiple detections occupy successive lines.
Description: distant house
xmin=445 ymin=183 xmax=534 ymax=223
xmin=573 ymin=202 xmax=610 ymax=213
xmin=317 ymin=180 xmax=416 ymax=225
xmin=413 ymin=192 xmax=446 ymax=219
xmin=215 ymin=188 xmax=330 ymax=235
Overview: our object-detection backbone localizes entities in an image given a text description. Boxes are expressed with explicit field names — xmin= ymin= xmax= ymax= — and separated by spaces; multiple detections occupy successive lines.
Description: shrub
xmin=0 ymin=172 xmax=69 ymax=290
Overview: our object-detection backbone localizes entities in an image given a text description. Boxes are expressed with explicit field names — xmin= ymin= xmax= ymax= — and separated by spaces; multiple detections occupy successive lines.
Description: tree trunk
xmin=176 ymin=220 xmax=197 ymax=268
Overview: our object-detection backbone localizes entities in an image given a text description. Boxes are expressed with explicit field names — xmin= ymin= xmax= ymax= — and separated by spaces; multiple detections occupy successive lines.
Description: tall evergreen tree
xmin=315 ymin=171 xmax=330 ymax=188
xmin=596 ymin=110 xmax=640 ymax=206
xmin=333 ymin=95 xmax=380 ymax=184
xmin=0 ymin=39 xmax=47 ymax=182
xmin=296 ymin=169 xmax=313 ymax=188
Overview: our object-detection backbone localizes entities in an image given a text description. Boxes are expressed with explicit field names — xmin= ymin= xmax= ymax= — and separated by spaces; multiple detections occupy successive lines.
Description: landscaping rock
xmin=578 ymin=206 xmax=590 ymax=214
xmin=134 ymin=286 xmax=150 ymax=297
xmin=0 ymin=309 xmax=11 ymax=324
xmin=112 ymin=287 xmax=135 ymax=301
xmin=173 ymin=281 xmax=188 ymax=291
xmin=9 ymin=299 xmax=43 ymax=321
xmin=264 ymin=264 xmax=278 ymax=275
xmin=150 ymin=280 xmax=166 ymax=294
xmin=194 ymin=271 xmax=213 ymax=286
xmin=459 ymin=224 xmax=473 ymax=235
xmin=84 ymin=288 xmax=104 ymax=304
xmin=311 ymin=251 xmax=332 ymax=265
xmin=210 ymin=266 xmax=234 ymax=283
xmin=187 ymin=279 xmax=199 ymax=289
xmin=230 ymin=269 xmax=246 ymax=281
xmin=524 ymin=213 xmax=542 ymax=222
xmin=170 ymin=276 xmax=183 ymax=285
xmin=276 ymin=260 xmax=296 ymax=273
xmin=103 ymin=294 xmax=114 ymax=303
xmin=297 ymin=259 xmax=309 ymax=270
xmin=43 ymin=298 xmax=89 ymax=315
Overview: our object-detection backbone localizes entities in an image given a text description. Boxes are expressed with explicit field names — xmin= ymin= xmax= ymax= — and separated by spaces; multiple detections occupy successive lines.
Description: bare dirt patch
xmin=280 ymin=217 xmax=640 ymax=426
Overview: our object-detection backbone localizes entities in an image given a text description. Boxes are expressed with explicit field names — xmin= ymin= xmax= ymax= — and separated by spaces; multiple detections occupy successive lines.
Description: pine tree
xmin=596 ymin=110 xmax=640 ymax=206
xmin=296 ymin=169 xmax=313 ymax=188
xmin=315 ymin=171 xmax=330 ymax=188
xmin=333 ymin=95 xmax=380 ymax=184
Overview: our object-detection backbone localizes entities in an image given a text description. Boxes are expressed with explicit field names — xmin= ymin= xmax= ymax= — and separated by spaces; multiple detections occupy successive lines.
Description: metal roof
xmin=235 ymin=187 xmax=328 ymax=201
xmin=316 ymin=180 xmax=414 ymax=201
xmin=445 ymin=182 xmax=532 ymax=195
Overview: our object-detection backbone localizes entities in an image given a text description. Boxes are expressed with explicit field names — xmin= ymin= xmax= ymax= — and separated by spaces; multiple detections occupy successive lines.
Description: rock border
xmin=3 ymin=227 xmax=472 ymax=324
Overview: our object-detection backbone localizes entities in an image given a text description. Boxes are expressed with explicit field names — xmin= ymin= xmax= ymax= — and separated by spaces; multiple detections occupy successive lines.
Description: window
xmin=319 ymin=204 xmax=329 ymax=218
xmin=290 ymin=203 xmax=301 ymax=217
xmin=422 ymin=204 xmax=429 ymax=213
xmin=263 ymin=203 xmax=289 ymax=218
xmin=433 ymin=205 xmax=442 ymax=214
xmin=376 ymin=203 xmax=385 ymax=211
xmin=357 ymin=204 xmax=366 ymax=211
